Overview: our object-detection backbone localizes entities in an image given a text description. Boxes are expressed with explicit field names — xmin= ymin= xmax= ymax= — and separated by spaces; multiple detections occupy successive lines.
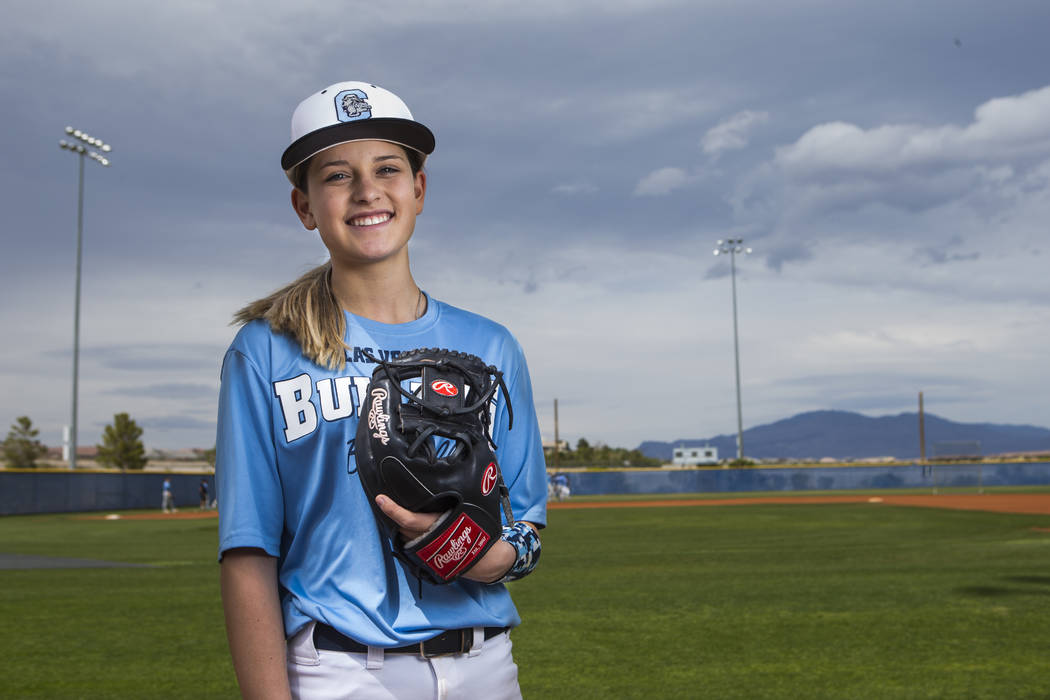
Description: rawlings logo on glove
xmin=368 ymin=387 xmax=392 ymax=445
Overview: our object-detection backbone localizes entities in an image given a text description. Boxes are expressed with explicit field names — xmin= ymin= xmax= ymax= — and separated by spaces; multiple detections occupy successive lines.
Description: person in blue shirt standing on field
xmin=216 ymin=81 xmax=547 ymax=700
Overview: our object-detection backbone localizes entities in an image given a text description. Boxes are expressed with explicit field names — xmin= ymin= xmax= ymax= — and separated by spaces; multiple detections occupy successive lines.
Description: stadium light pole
xmin=713 ymin=238 xmax=752 ymax=461
xmin=59 ymin=127 xmax=112 ymax=470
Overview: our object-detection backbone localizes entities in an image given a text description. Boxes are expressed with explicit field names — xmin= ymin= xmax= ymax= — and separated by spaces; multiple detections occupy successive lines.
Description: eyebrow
xmin=317 ymin=154 xmax=406 ymax=169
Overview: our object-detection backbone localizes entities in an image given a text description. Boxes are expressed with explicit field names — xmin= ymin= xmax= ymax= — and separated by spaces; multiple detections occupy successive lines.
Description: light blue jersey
xmin=216 ymin=295 xmax=547 ymax=645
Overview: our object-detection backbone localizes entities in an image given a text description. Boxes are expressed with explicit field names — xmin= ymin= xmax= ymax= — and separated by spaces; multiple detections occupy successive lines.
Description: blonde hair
xmin=233 ymin=261 xmax=349 ymax=370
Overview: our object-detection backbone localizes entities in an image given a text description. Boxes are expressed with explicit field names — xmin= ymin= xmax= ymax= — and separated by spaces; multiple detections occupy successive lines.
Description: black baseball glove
xmin=355 ymin=348 xmax=514 ymax=585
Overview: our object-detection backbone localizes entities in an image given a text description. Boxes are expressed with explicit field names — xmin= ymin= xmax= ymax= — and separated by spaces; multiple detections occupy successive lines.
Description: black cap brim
xmin=280 ymin=118 xmax=435 ymax=173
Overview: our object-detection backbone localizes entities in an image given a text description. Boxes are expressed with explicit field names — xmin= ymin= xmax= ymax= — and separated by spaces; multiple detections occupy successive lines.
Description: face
xmin=291 ymin=140 xmax=426 ymax=268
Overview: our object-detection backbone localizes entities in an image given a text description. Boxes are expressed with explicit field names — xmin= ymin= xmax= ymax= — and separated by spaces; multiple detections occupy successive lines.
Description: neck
xmin=329 ymin=258 xmax=424 ymax=324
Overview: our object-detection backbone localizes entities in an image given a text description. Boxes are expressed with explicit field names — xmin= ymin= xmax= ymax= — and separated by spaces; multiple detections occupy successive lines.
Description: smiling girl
xmin=216 ymin=82 xmax=546 ymax=700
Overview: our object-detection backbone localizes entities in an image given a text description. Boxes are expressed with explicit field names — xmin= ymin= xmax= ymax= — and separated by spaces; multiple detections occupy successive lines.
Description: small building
xmin=673 ymin=445 xmax=718 ymax=466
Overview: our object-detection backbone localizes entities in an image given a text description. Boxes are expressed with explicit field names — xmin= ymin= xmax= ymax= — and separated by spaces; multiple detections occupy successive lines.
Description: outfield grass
xmin=0 ymin=514 xmax=233 ymax=697
xmin=512 ymin=500 xmax=1050 ymax=699
xmin=2 ymin=499 xmax=1049 ymax=698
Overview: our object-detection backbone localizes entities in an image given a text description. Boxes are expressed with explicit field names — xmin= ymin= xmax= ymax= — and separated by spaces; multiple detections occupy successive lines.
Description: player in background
xmin=216 ymin=82 xmax=547 ymax=699
xmin=161 ymin=477 xmax=175 ymax=513
xmin=554 ymin=473 xmax=571 ymax=501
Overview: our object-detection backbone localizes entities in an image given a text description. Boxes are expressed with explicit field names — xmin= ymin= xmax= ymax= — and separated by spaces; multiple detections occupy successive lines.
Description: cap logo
xmin=335 ymin=89 xmax=372 ymax=122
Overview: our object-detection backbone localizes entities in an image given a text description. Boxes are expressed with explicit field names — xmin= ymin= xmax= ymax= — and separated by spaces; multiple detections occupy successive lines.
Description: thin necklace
xmin=414 ymin=288 xmax=426 ymax=320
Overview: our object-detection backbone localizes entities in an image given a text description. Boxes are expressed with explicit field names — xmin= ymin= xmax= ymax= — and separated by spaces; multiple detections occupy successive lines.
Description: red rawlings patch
xmin=430 ymin=379 xmax=459 ymax=397
xmin=481 ymin=462 xmax=498 ymax=496
xmin=418 ymin=513 xmax=491 ymax=580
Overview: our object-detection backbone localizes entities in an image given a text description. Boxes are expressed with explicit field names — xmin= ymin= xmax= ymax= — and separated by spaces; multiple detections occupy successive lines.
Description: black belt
xmin=313 ymin=623 xmax=508 ymax=658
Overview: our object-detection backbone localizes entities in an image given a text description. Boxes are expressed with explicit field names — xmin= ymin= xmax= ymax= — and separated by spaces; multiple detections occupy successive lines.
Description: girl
xmin=216 ymin=81 xmax=547 ymax=700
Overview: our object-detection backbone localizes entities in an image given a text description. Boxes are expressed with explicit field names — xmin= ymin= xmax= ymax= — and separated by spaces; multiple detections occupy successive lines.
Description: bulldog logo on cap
xmin=335 ymin=89 xmax=372 ymax=122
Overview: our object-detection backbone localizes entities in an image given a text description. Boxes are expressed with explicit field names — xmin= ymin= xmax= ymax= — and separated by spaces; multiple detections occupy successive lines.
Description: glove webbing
xmin=360 ymin=347 xmax=514 ymax=450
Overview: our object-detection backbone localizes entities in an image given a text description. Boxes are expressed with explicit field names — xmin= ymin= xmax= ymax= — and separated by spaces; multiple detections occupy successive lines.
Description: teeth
xmin=351 ymin=213 xmax=391 ymax=226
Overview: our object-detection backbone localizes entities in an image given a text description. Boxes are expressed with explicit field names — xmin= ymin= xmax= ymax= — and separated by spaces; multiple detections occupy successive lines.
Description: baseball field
xmin=2 ymin=488 xmax=1049 ymax=698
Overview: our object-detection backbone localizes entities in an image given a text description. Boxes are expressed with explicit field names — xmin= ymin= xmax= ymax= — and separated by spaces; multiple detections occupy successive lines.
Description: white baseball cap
xmin=281 ymin=81 xmax=435 ymax=184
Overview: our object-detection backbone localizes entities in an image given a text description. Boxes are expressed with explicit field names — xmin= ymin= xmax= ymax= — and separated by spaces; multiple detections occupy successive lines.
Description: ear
xmin=414 ymin=170 xmax=427 ymax=215
xmin=291 ymin=187 xmax=316 ymax=230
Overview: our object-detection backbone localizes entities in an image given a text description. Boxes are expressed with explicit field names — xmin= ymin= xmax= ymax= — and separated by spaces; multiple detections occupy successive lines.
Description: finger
xmin=375 ymin=495 xmax=440 ymax=533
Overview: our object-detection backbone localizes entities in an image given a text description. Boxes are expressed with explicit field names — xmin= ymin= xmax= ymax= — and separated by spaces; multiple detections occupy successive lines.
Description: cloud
xmin=139 ymin=414 xmax=218 ymax=432
xmin=552 ymin=181 xmax=599 ymax=195
xmin=106 ymin=383 xmax=218 ymax=400
xmin=914 ymin=247 xmax=980 ymax=266
xmin=633 ymin=167 xmax=691 ymax=196
xmin=73 ymin=344 xmax=226 ymax=373
xmin=5 ymin=0 xmax=1050 ymax=453
xmin=775 ymin=85 xmax=1050 ymax=177
xmin=701 ymin=110 xmax=770 ymax=157
xmin=763 ymin=243 xmax=814 ymax=272
xmin=725 ymin=84 xmax=1050 ymax=281
xmin=770 ymin=372 xmax=982 ymax=414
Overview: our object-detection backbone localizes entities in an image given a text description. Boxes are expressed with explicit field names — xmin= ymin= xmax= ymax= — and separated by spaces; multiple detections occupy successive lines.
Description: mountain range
xmin=637 ymin=410 xmax=1050 ymax=461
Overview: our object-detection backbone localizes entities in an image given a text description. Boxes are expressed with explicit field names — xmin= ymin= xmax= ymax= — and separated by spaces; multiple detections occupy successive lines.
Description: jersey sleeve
xmin=216 ymin=347 xmax=284 ymax=560
xmin=492 ymin=341 xmax=548 ymax=528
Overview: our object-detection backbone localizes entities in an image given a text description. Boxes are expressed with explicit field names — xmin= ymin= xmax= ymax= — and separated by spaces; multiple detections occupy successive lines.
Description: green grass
xmin=3 ymin=500 xmax=1050 ymax=698
xmin=512 ymin=502 xmax=1050 ymax=699
xmin=0 ymin=514 xmax=233 ymax=698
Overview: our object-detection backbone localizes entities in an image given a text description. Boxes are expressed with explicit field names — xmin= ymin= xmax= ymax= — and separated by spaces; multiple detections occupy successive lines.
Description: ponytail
xmin=233 ymin=261 xmax=349 ymax=370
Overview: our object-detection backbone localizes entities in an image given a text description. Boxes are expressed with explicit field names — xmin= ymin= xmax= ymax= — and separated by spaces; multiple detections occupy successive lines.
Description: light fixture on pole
xmin=713 ymin=238 xmax=752 ymax=461
xmin=59 ymin=127 xmax=112 ymax=470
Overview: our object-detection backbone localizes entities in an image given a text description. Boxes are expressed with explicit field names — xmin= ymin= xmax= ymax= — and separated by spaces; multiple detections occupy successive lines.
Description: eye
xmin=324 ymin=172 xmax=349 ymax=183
xmin=377 ymin=166 xmax=401 ymax=176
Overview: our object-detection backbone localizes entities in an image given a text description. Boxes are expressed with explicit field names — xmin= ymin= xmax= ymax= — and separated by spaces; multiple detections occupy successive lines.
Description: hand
xmin=374 ymin=495 xmax=537 ymax=584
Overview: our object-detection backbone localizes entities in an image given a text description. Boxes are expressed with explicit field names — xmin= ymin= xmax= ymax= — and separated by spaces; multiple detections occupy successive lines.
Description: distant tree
xmin=2 ymin=416 xmax=48 ymax=468
xmin=202 ymin=446 xmax=216 ymax=469
xmin=575 ymin=437 xmax=593 ymax=463
xmin=96 ymin=413 xmax=148 ymax=470
xmin=550 ymin=438 xmax=661 ymax=468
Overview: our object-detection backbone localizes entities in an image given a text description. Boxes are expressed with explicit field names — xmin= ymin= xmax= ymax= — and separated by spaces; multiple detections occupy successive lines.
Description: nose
xmin=351 ymin=173 xmax=380 ymax=203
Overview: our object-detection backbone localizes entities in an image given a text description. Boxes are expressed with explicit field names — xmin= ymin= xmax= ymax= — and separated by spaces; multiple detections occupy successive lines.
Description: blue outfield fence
xmin=2 ymin=463 xmax=1050 ymax=515
xmin=559 ymin=462 xmax=1050 ymax=497
xmin=0 ymin=471 xmax=214 ymax=516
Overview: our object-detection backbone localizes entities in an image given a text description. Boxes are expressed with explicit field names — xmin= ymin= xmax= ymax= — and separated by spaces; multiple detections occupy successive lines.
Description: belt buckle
xmin=419 ymin=629 xmax=472 ymax=658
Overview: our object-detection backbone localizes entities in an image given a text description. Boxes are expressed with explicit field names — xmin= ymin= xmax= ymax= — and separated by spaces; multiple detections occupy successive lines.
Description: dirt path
xmin=78 ymin=493 xmax=1050 ymax=520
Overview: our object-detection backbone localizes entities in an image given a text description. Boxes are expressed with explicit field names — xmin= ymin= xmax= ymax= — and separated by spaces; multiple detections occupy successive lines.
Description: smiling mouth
xmin=349 ymin=213 xmax=392 ymax=227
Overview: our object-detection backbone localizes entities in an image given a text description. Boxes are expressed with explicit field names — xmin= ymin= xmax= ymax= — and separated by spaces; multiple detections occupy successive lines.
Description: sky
xmin=2 ymin=0 xmax=1049 ymax=452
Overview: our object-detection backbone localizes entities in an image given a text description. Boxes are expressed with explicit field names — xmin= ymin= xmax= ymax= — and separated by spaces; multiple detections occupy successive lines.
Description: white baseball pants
xmin=286 ymin=622 xmax=523 ymax=700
